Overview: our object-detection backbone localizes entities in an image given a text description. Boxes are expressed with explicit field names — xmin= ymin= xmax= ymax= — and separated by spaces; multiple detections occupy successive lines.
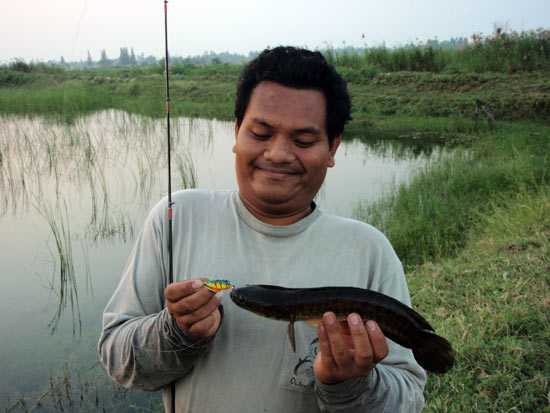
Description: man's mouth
xmin=252 ymin=161 xmax=304 ymax=178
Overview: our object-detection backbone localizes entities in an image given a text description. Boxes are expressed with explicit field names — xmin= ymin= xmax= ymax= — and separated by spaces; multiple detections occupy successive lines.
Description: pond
xmin=0 ymin=110 xmax=447 ymax=411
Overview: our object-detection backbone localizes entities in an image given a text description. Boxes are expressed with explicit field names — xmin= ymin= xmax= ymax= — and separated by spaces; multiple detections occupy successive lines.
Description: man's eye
xmin=251 ymin=132 xmax=270 ymax=140
xmin=295 ymin=140 xmax=315 ymax=148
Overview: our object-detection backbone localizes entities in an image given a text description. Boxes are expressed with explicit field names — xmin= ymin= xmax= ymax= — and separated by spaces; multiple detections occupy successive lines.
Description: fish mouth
xmin=229 ymin=289 xmax=244 ymax=306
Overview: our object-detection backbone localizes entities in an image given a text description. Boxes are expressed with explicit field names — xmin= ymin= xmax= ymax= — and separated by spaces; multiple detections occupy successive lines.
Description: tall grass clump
xmin=324 ymin=28 xmax=550 ymax=75
xmin=34 ymin=198 xmax=82 ymax=336
xmin=354 ymin=123 xmax=549 ymax=265
xmin=454 ymin=28 xmax=550 ymax=73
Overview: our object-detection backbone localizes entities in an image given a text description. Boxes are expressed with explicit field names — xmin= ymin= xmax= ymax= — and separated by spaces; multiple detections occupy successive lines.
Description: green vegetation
xmin=1 ymin=29 xmax=549 ymax=125
xmin=354 ymin=122 xmax=549 ymax=266
xmin=326 ymin=29 xmax=550 ymax=74
xmin=0 ymin=66 xmax=237 ymax=123
xmin=409 ymin=188 xmax=549 ymax=411
xmin=350 ymin=119 xmax=549 ymax=413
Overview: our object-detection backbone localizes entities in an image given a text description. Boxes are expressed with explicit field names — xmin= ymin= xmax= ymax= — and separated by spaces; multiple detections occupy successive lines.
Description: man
xmin=99 ymin=46 xmax=425 ymax=412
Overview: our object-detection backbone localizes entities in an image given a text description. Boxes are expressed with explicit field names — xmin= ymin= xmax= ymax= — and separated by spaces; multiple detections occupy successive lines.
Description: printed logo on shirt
xmin=287 ymin=338 xmax=320 ymax=390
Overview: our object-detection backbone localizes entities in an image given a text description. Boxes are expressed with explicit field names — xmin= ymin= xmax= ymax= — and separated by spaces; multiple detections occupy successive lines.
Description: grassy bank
xmin=354 ymin=122 xmax=549 ymax=266
xmin=409 ymin=187 xmax=549 ymax=411
xmin=0 ymin=71 xmax=237 ymax=123
xmin=1 ymin=68 xmax=549 ymax=126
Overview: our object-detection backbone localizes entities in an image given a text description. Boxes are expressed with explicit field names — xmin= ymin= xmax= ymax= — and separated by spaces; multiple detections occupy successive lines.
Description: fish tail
xmin=413 ymin=331 xmax=455 ymax=374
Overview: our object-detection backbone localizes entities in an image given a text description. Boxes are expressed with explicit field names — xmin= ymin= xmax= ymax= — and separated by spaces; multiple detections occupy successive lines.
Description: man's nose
xmin=264 ymin=136 xmax=295 ymax=163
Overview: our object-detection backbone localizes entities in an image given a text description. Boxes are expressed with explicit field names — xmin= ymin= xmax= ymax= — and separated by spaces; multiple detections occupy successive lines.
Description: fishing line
xmin=132 ymin=337 xmax=211 ymax=354
xmin=62 ymin=0 xmax=88 ymax=114
xmin=69 ymin=0 xmax=89 ymax=62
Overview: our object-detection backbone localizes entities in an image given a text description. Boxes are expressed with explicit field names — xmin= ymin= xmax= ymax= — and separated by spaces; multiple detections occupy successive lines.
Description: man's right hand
xmin=165 ymin=278 xmax=223 ymax=339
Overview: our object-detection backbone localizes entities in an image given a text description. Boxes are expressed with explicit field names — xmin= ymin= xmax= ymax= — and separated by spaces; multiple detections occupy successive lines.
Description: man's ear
xmin=327 ymin=135 xmax=341 ymax=168
xmin=233 ymin=120 xmax=240 ymax=153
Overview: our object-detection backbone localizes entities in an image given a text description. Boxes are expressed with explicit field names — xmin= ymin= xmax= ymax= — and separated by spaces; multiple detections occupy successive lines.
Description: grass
xmin=354 ymin=121 xmax=550 ymax=266
xmin=1 ymin=69 xmax=548 ymax=135
xmin=409 ymin=187 xmax=550 ymax=412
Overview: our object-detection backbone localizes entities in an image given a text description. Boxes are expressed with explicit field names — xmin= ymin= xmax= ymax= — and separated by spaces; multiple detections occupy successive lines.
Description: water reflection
xmin=0 ymin=111 xmax=450 ymax=410
xmin=344 ymin=131 xmax=450 ymax=159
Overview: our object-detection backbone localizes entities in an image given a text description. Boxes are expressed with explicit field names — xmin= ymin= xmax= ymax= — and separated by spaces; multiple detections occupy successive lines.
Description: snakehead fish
xmin=230 ymin=284 xmax=455 ymax=374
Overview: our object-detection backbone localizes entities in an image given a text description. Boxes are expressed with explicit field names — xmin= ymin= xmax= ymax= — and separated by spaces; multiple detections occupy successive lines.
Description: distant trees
xmin=118 ymin=47 xmax=130 ymax=65
xmin=100 ymin=49 xmax=109 ymax=66
xmin=114 ymin=47 xmax=138 ymax=66
xmin=2 ymin=46 xmax=251 ymax=70
xmin=130 ymin=48 xmax=137 ymax=65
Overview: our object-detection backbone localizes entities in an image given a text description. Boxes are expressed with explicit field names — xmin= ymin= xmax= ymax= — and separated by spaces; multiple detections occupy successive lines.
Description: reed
xmin=174 ymin=151 xmax=197 ymax=190
xmin=33 ymin=197 xmax=81 ymax=335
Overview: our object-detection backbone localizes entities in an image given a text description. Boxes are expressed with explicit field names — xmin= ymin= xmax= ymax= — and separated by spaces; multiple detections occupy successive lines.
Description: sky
xmin=1 ymin=0 xmax=549 ymax=64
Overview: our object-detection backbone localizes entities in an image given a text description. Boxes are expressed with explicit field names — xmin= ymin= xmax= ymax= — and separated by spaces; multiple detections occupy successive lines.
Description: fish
xmin=229 ymin=284 xmax=455 ymax=374
xmin=204 ymin=279 xmax=233 ymax=293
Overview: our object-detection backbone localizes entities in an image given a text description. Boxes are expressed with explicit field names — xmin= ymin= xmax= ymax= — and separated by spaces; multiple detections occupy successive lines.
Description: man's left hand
xmin=313 ymin=312 xmax=389 ymax=384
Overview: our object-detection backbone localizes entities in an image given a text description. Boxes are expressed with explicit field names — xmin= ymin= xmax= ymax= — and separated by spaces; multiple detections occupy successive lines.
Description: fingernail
xmin=326 ymin=313 xmax=336 ymax=325
xmin=350 ymin=315 xmax=360 ymax=326
xmin=192 ymin=280 xmax=203 ymax=290
xmin=215 ymin=292 xmax=224 ymax=301
xmin=367 ymin=320 xmax=376 ymax=332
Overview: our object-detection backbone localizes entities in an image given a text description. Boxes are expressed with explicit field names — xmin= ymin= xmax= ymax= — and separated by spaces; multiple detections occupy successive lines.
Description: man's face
xmin=233 ymin=81 xmax=340 ymax=222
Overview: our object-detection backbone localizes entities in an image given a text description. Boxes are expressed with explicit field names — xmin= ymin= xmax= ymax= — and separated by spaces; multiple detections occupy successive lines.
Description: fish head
xmin=230 ymin=285 xmax=291 ymax=321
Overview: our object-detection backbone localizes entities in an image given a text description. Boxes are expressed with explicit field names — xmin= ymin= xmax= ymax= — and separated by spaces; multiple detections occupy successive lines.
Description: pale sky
xmin=1 ymin=0 xmax=549 ymax=63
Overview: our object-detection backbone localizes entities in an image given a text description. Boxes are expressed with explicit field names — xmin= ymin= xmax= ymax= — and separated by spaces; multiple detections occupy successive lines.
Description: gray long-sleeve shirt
xmin=99 ymin=189 xmax=426 ymax=412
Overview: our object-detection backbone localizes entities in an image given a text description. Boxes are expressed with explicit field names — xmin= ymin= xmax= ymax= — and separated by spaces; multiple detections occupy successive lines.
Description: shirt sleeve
xmin=314 ymin=265 xmax=426 ymax=412
xmin=97 ymin=201 xmax=217 ymax=392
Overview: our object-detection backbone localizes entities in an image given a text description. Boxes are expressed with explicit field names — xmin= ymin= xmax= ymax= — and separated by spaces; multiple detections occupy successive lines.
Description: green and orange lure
xmin=204 ymin=279 xmax=233 ymax=293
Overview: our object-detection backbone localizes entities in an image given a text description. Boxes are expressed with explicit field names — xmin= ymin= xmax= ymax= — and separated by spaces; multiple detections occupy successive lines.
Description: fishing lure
xmin=204 ymin=279 xmax=233 ymax=293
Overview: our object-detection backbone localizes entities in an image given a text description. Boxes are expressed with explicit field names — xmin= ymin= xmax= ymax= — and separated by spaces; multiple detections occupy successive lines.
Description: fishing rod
xmin=163 ymin=0 xmax=174 ymax=289
xmin=163 ymin=1 xmax=177 ymax=412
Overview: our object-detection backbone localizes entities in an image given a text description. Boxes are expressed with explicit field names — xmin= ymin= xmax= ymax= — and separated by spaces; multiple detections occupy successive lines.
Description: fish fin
xmin=304 ymin=318 xmax=322 ymax=326
xmin=287 ymin=315 xmax=296 ymax=352
xmin=413 ymin=331 xmax=455 ymax=374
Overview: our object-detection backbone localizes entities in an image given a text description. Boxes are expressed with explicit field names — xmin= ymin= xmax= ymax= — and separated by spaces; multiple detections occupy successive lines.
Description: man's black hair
xmin=235 ymin=46 xmax=351 ymax=147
